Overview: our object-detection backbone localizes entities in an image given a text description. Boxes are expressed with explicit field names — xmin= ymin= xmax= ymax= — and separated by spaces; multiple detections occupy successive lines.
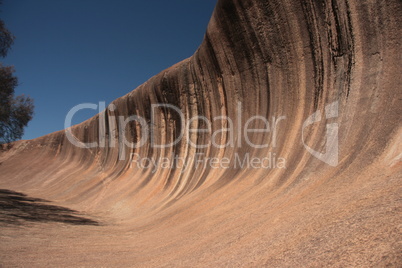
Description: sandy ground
xmin=0 ymin=0 xmax=401 ymax=266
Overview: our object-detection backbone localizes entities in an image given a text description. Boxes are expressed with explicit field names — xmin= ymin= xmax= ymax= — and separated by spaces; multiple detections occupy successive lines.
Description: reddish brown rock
xmin=0 ymin=0 xmax=401 ymax=266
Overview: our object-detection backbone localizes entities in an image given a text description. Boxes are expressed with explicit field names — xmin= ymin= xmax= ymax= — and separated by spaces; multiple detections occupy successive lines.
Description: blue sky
xmin=1 ymin=0 xmax=216 ymax=140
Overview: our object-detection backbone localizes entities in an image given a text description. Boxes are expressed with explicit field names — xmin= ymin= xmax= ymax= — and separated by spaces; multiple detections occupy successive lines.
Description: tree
xmin=0 ymin=20 xmax=14 ymax=58
xmin=0 ymin=16 xmax=34 ymax=144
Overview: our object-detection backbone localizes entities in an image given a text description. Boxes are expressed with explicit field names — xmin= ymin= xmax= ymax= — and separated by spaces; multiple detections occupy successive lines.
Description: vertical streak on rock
xmin=326 ymin=0 xmax=355 ymax=97
xmin=301 ymin=0 xmax=325 ymax=108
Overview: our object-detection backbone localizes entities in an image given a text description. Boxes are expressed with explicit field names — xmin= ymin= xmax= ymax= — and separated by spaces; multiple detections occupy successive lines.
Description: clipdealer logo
xmin=64 ymin=100 xmax=339 ymax=168
xmin=302 ymin=101 xmax=339 ymax=167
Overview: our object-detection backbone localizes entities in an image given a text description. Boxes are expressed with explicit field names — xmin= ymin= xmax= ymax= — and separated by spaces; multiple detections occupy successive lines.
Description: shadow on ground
xmin=0 ymin=189 xmax=99 ymax=226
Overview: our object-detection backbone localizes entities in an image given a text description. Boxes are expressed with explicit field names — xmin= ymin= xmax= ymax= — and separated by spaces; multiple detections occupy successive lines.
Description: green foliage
xmin=0 ymin=15 xmax=34 ymax=144
xmin=0 ymin=20 xmax=14 ymax=58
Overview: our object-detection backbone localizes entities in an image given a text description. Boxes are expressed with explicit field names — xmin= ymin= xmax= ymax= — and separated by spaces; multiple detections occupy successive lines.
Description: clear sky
xmin=1 ymin=0 xmax=217 ymax=140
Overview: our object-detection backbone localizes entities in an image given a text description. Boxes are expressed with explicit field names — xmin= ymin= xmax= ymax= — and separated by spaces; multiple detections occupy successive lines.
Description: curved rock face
xmin=0 ymin=0 xmax=401 ymax=266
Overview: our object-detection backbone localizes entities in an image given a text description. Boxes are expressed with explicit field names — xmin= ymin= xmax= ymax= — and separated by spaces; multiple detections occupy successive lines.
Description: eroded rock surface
xmin=0 ymin=0 xmax=401 ymax=266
